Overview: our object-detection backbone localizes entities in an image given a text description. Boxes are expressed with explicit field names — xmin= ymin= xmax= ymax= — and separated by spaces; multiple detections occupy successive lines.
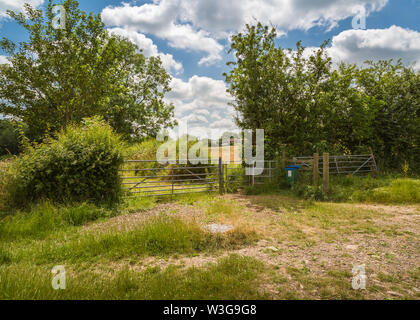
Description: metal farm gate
xmin=120 ymin=154 xmax=377 ymax=197
xmin=120 ymin=159 xmax=223 ymax=197
xmin=292 ymin=154 xmax=378 ymax=175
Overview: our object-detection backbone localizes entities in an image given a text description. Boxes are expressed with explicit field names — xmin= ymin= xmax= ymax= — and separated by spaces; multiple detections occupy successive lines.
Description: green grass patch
xmin=0 ymin=202 xmax=115 ymax=241
xmin=0 ymin=255 xmax=267 ymax=300
xmin=352 ymin=179 xmax=420 ymax=204
xmin=13 ymin=215 xmax=256 ymax=264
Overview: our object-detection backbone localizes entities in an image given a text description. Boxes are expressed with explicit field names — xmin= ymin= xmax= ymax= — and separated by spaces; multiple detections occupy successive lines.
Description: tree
xmin=224 ymin=23 xmax=341 ymax=156
xmin=0 ymin=0 xmax=176 ymax=142
xmin=0 ymin=119 xmax=22 ymax=155
xmin=354 ymin=60 xmax=420 ymax=170
xmin=225 ymin=22 xmax=420 ymax=171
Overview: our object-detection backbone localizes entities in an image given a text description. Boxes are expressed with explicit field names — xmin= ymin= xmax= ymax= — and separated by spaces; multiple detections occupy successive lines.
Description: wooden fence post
xmin=313 ymin=153 xmax=319 ymax=186
xmin=368 ymin=147 xmax=378 ymax=172
xmin=323 ymin=153 xmax=330 ymax=193
xmin=281 ymin=150 xmax=286 ymax=170
xmin=219 ymin=157 xmax=224 ymax=195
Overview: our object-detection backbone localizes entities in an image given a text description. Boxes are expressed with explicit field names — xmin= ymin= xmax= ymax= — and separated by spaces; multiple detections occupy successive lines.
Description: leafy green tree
xmin=225 ymin=22 xmax=420 ymax=172
xmin=224 ymin=23 xmax=340 ymax=156
xmin=0 ymin=0 xmax=176 ymax=141
xmin=354 ymin=60 xmax=420 ymax=170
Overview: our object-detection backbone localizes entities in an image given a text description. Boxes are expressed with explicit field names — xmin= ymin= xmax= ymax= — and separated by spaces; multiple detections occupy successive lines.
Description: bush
xmin=292 ymin=184 xmax=326 ymax=201
xmin=6 ymin=117 xmax=124 ymax=207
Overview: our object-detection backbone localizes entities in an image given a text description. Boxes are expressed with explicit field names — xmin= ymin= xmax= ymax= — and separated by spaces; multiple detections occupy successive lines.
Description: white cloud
xmin=108 ymin=27 xmax=183 ymax=74
xmin=0 ymin=0 xmax=44 ymax=17
xmin=184 ymin=0 xmax=388 ymax=34
xmin=327 ymin=26 xmax=420 ymax=69
xmin=0 ymin=55 xmax=9 ymax=64
xmin=166 ymin=75 xmax=237 ymax=136
xmin=102 ymin=1 xmax=224 ymax=65
xmin=101 ymin=0 xmax=388 ymax=65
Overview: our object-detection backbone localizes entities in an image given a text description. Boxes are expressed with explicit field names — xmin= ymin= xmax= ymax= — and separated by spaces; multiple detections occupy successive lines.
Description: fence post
xmin=313 ymin=153 xmax=319 ymax=186
xmin=323 ymin=153 xmax=330 ymax=193
xmin=369 ymin=147 xmax=378 ymax=172
xmin=219 ymin=157 xmax=224 ymax=195
xmin=281 ymin=150 xmax=286 ymax=171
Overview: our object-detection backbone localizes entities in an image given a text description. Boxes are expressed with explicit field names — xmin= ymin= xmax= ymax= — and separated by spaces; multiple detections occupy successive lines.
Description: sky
xmin=1 ymin=0 xmax=420 ymax=138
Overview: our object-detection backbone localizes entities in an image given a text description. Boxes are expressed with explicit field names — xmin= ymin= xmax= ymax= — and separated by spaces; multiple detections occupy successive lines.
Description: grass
xmin=0 ymin=201 xmax=115 ymax=241
xmin=0 ymin=255 xmax=267 ymax=300
xmin=3 ymin=214 xmax=256 ymax=265
xmin=0 ymin=172 xmax=419 ymax=300
xmin=284 ymin=174 xmax=420 ymax=204
xmin=278 ymin=266 xmax=364 ymax=300
xmin=352 ymin=179 xmax=420 ymax=204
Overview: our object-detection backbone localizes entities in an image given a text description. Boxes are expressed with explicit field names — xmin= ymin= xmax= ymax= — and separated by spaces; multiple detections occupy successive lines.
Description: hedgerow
xmin=6 ymin=117 xmax=124 ymax=207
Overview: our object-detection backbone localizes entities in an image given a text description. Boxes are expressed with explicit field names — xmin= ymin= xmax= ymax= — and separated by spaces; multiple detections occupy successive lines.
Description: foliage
xmin=0 ymin=0 xmax=176 ymax=142
xmin=288 ymin=174 xmax=420 ymax=204
xmin=5 ymin=117 xmax=124 ymax=207
xmin=352 ymin=178 xmax=420 ymax=204
xmin=0 ymin=119 xmax=23 ymax=156
xmin=24 ymin=216 xmax=254 ymax=263
xmin=0 ymin=255 xmax=266 ymax=299
xmin=0 ymin=201 xmax=114 ymax=240
xmin=225 ymin=23 xmax=420 ymax=171
xmin=291 ymin=184 xmax=327 ymax=201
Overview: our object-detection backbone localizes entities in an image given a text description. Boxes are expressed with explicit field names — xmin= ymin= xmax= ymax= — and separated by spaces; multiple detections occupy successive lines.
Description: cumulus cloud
xmin=101 ymin=2 xmax=223 ymax=65
xmin=166 ymin=75 xmax=237 ymax=137
xmin=108 ymin=27 xmax=183 ymax=74
xmin=327 ymin=26 xmax=420 ymax=69
xmin=184 ymin=0 xmax=388 ymax=34
xmin=0 ymin=0 xmax=44 ymax=17
xmin=101 ymin=0 xmax=388 ymax=65
xmin=0 ymin=55 xmax=9 ymax=64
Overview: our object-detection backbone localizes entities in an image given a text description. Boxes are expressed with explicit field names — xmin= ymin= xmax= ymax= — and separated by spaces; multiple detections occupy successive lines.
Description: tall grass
xmin=0 ymin=202 xmax=114 ymax=241
xmin=0 ymin=255 xmax=267 ymax=300
xmin=24 ymin=216 xmax=256 ymax=264
xmin=289 ymin=174 xmax=420 ymax=204
xmin=352 ymin=178 xmax=420 ymax=204
xmin=0 ymin=159 xmax=13 ymax=211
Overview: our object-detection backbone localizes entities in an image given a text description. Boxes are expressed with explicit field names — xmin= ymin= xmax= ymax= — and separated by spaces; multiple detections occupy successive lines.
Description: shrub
xmin=292 ymin=184 xmax=326 ymax=201
xmin=6 ymin=117 xmax=125 ymax=207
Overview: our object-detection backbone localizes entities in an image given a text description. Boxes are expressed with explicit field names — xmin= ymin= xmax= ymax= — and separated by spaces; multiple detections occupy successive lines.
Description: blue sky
xmin=1 ymin=0 xmax=420 ymax=136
